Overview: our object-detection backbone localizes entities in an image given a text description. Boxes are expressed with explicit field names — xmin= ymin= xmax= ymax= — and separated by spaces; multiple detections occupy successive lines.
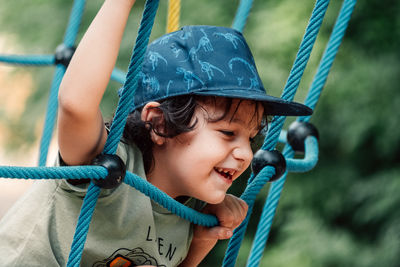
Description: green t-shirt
xmin=0 ymin=142 xmax=201 ymax=266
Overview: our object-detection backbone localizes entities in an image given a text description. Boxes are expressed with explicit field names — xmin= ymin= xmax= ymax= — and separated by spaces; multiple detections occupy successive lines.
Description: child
xmin=0 ymin=0 xmax=311 ymax=266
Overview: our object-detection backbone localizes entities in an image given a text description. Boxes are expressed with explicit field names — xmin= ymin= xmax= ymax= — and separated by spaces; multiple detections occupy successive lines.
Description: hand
xmin=193 ymin=194 xmax=248 ymax=243
xmin=179 ymin=195 xmax=248 ymax=266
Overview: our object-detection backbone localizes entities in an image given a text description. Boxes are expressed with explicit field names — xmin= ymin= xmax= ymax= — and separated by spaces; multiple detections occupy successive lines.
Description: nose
xmin=232 ymin=141 xmax=253 ymax=165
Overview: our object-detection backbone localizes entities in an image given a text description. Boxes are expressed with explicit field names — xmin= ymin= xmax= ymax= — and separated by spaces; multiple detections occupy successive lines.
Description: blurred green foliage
xmin=0 ymin=0 xmax=399 ymax=266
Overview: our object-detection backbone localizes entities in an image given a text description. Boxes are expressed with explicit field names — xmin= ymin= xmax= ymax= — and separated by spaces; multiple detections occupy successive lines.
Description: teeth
xmin=215 ymin=168 xmax=235 ymax=177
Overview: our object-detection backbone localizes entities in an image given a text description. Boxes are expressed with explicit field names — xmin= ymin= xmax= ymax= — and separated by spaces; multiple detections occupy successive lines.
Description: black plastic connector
xmin=287 ymin=121 xmax=319 ymax=153
xmin=54 ymin=44 xmax=76 ymax=67
xmin=92 ymin=154 xmax=126 ymax=189
xmin=251 ymin=149 xmax=286 ymax=182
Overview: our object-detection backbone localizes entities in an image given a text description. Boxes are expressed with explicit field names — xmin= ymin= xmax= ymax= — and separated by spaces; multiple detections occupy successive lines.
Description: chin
xmin=201 ymin=192 xmax=226 ymax=205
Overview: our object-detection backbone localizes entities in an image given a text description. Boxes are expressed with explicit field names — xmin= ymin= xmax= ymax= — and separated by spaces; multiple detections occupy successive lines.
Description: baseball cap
xmin=124 ymin=25 xmax=312 ymax=116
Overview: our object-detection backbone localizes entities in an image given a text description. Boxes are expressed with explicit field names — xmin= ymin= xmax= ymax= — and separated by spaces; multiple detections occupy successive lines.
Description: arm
xmin=57 ymin=0 xmax=136 ymax=165
xmin=179 ymin=195 xmax=248 ymax=267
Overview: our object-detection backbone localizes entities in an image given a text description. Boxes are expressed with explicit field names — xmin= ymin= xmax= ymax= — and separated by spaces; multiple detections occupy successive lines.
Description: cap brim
xmin=193 ymin=89 xmax=313 ymax=116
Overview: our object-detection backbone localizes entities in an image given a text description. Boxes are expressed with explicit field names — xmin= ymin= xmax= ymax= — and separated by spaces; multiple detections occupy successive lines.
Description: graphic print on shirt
xmin=92 ymin=226 xmax=179 ymax=267
xmin=92 ymin=247 xmax=165 ymax=267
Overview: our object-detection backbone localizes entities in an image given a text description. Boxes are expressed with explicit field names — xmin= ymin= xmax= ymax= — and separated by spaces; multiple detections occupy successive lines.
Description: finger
xmin=204 ymin=226 xmax=233 ymax=240
xmin=237 ymin=198 xmax=248 ymax=220
xmin=224 ymin=196 xmax=248 ymax=227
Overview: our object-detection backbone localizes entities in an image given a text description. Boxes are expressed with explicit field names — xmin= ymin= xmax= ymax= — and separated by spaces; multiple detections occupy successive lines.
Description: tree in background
xmin=0 ymin=0 xmax=398 ymax=266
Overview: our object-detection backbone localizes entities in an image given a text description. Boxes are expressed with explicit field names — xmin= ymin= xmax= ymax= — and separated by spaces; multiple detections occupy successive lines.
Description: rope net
xmin=0 ymin=0 xmax=356 ymax=265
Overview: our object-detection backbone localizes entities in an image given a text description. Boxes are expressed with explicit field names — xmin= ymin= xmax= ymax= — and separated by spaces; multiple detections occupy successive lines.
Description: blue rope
xmin=0 ymin=165 xmax=106 ymax=180
xmin=232 ymin=0 xmax=254 ymax=32
xmin=261 ymin=0 xmax=330 ymax=152
xmin=0 ymin=0 xmax=355 ymax=265
xmin=38 ymin=0 xmax=87 ymax=166
xmin=104 ymin=0 xmax=160 ymax=155
xmin=38 ymin=65 xmax=65 ymax=166
xmin=222 ymin=1 xmax=330 ymax=265
xmin=0 ymin=0 xmax=122 ymax=168
xmin=286 ymin=137 xmax=319 ymax=172
xmin=0 ymin=54 xmax=54 ymax=65
xmin=222 ymin=166 xmax=275 ymax=266
xmin=246 ymin=138 xmax=319 ymax=266
xmin=63 ymin=0 xmax=86 ymax=47
xmin=300 ymin=0 xmax=357 ymax=122
xmin=124 ymin=171 xmax=219 ymax=226
xmin=67 ymin=183 xmax=101 ymax=267
xmin=1 ymin=0 xmax=86 ymax=166
xmin=66 ymin=1 xmax=160 ymax=265
xmin=246 ymin=1 xmax=357 ymax=266
xmin=111 ymin=68 xmax=127 ymax=84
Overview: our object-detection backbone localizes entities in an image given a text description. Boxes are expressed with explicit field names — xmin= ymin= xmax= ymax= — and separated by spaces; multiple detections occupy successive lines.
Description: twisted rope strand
xmin=38 ymin=0 xmax=87 ymax=165
xmin=63 ymin=0 xmax=86 ymax=47
xmin=223 ymin=1 xmax=330 ymax=265
xmin=0 ymin=165 xmax=107 ymax=180
xmin=124 ymin=172 xmax=219 ymax=226
xmin=246 ymin=1 xmax=356 ymax=265
xmin=0 ymin=0 xmax=356 ymax=265
xmin=0 ymin=54 xmax=54 ymax=65
xmin=300 ymin=0 xmax=357 ymax=121
xmin=232 ymin=0 xmax=254 ymax=32
xmin=67 ymin=1 xmax=160 ymax=265
xmin=38 ymin=65 xmax=65 ymax=166
xmin=222 ymin=167 xmax=275 ymax=267
xmin=104 ymin=0 xmax=160 ymax=155
xmin=67 ymin=183 xmax=101 ymax=267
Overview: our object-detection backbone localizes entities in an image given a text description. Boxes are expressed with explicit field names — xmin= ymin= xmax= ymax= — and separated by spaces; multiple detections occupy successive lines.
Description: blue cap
xmin=124 ymin=25 xmax=312 ymax=116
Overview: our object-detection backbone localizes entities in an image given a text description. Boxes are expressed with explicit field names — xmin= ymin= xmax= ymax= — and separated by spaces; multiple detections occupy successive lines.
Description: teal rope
xmin=247 ymin=1 xmax=357 ymax=265
xmin=300 ymin=0 xmax=357 ymax=122
xmin=261 ymin=0 xmax=330 ymax=152
xmin=232 ymin=0 xmax=254 ymax=32
xmin=0 ymin=0 xmax=354 ymax=265
xmin=0 ymin=54 xmax=54 ymax=65
xmin=38 ymin=65 xmax=65 ymax=166
xmin=0 ymin=165 xmax=106 ymax=180
xmin=124 ymin=171 xmax=219 ymax=226
xmin=67 ymin=0 xmax=160 ymax=265
xmin=286 ymin=136 xmax=319 ymax=172
xmin=104 ymin=0 xmax=160 ymax=155
xmin=223 ymin=0 xmax=330 ymax=265
xmin=66 ymin=183 xmax=101 ymax=267
xmin=111 ymin=68 xmax=127 ymax=84
xmin=1 ymin=0 xmax=86 ymax=165
xmin=63 ymin=0 xmax=86 ymax=47
xmin=38 ymin=0 xmax=87 ymax=166
xmin=246 ymin=139 xmax=317 ymax=266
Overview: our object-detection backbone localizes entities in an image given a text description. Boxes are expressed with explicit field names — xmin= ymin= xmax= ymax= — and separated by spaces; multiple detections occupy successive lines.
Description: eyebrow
xmin=225 ymin=117 xmax=264 ymax=136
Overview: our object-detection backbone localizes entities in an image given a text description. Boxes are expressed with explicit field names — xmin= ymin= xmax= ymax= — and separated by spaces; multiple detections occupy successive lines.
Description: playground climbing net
xmin=0 ymin=0 xmax=356 ymax=266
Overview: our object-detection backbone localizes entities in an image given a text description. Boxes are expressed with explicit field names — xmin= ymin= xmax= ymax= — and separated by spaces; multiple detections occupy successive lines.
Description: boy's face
xmin=149 ymin=98 xmax=263 ymax=204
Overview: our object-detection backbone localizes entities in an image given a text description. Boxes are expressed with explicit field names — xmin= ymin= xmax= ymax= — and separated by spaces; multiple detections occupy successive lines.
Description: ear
xmin=141 ymin=102 xmax=166 ymax=146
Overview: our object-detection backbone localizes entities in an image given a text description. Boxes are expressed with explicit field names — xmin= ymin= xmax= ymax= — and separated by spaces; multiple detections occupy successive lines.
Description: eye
xmin=219 ymin=130 xmax=235 ymax=137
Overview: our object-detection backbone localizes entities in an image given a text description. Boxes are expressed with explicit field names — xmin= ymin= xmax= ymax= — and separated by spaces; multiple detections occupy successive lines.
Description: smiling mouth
xmin=214 ymin=167 xmax=235 ymax=181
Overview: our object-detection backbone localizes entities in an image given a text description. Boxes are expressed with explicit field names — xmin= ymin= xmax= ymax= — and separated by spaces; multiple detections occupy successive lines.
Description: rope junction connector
xmin=287 ymin=121 xmax=319 ymax=153
xmin=54 ymin=44 xmax=76 ymax=67
xmin=91 ymin=154 xmax=126 ymax=189
xmin=251 ymin=149 xmax=286 ymax=182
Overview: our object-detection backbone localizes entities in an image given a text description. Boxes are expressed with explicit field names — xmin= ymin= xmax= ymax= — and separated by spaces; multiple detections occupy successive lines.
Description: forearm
xmin=58 ymin=0 xmax=136 ymax=164
xmin=59 ymin=0 xmax=135 ymax=116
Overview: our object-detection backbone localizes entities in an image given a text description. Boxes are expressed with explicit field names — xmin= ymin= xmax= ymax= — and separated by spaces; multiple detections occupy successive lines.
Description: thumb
xmin=197 ymin=226 xmax=233 ymax=240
